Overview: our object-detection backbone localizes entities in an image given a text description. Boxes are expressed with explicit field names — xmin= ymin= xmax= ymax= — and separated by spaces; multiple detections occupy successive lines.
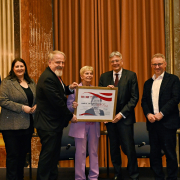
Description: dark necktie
xmin=114 ymin=74 xmax=119 ymax=86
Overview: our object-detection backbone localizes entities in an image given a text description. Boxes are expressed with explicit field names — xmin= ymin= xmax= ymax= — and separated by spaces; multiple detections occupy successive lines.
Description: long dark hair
xmin=8 ymin=58 xmax=32 ymax=83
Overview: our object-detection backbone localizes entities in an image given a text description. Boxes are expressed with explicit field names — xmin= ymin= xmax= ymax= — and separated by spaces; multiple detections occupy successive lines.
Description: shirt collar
xmin=152 ymin=72 xmax=165 ymax=80
xmin=113 ymin=68 xmax=122 ymax=76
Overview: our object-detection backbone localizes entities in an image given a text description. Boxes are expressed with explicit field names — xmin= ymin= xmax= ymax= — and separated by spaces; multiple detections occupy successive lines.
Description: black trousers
xmin=149 ymin=123 xmax=178 ymax=180
xmin=106 ymin=122 xmax=139 ymax=179
xmin=37 ymin=129 xmax=63 ymax=180
xmin=2 ymin=132 xmax=32 ymax=180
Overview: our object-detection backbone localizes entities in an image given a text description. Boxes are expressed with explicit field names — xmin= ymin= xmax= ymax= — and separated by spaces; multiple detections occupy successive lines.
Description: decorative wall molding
xmin=0 ymin=0 xmax=14 ymax=79
xmin=165 ymin=0 xmax=180 ymax=78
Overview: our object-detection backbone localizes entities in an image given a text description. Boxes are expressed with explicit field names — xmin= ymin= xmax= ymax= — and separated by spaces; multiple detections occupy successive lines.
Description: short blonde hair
xmin=109 ymin=51 xmax=122 ymax=59
xmin=151 ymin=53 xmax=165 ymax=61
xmin=80 ymin=66 xmax=93 ymax=76
xmin=48 ymin=50 xmax=66 ymax=61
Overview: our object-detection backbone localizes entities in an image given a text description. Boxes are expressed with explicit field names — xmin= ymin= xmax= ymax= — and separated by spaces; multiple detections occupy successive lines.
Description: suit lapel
xmin=147 ymin=78 xmax=153 ymax=97
xmin=57 ymin=78 xmax=66 ymax=97
xmin=59 ymin=77 xmax=65 ymax=92
xmin=12 ymin=80 xmax=27 ymax=100
xmin=159 ymin=72 xmax=170 ymax=98
xmin=47 ymin=67 xmax=65 ymax=93
xmin=119 ymin=69 xmax=126 ymax=85
xmin=116 ymin=69 xmax=126 ymax=100
xmin=109 ymin=71 xmax=114 ymax=85
xmin=110 ymin=70 xmax=125 ymax=86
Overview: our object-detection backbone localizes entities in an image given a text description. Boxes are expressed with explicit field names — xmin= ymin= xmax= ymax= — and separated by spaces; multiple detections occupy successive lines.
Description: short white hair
xmin=80 ymin=66 xmax=93 ymax=76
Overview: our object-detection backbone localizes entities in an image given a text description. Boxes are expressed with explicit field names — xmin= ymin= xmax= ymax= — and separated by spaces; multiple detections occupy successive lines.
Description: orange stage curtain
xmin=54 ymin=0 xmax=165 ymax=167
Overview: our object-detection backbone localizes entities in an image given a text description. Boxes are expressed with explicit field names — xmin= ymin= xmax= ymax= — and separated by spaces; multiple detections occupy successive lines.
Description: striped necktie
xmin=114 ymin=74 xmax=119 ymax=86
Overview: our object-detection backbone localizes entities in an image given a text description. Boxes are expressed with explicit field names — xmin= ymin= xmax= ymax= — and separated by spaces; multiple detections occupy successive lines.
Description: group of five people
xmin=0 ymin=50 xmax=179 ymax=180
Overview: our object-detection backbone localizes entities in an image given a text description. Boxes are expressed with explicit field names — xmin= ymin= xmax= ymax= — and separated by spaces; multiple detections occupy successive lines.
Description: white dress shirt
xmin=113 ymin=68 xmax=122 ymax=82
xmin=151 ymin=72 xmax=165 ymax=114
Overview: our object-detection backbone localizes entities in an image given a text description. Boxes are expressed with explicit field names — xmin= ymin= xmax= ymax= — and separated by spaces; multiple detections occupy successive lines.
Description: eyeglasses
xmin=110 ymin=60 xmax=120 ymax=64
xmin=151 ymin=63 xmax=163 ymax=67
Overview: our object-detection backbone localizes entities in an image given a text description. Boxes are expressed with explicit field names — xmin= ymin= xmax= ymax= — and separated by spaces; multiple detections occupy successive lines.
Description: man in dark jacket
xmin=99 ymin=51 xmax=139 ymax=180
xmin=34 ymin=50 xmax=78 ymax=180
xmin=141 ymin=53 xmax=180 ymax=180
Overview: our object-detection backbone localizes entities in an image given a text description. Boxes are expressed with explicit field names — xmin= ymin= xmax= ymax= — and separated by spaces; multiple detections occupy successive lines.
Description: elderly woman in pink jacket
xmin=67 ymin=66 xmax=100 ymax=180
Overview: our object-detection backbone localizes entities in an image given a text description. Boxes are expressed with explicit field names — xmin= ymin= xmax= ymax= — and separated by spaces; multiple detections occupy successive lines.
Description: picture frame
xmin=74 ymin=86 xmax=118 ymax=122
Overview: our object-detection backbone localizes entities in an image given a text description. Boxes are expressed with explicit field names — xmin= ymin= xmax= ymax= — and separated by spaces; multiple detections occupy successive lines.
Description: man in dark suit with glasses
xmin=142 ymin=53 xmax=180 ymax=180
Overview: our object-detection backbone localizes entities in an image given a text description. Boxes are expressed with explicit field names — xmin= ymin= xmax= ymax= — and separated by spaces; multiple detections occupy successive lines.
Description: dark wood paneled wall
xmin=20 ymin=0 xmax=53 ymax=167
xmin=21 ymin=0 xmax=53 ymax=83
xmin=14 ymin=0 xmax=20 ymax=58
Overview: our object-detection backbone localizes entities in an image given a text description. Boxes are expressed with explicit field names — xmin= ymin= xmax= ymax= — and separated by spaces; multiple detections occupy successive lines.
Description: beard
xmin=54 ymin=69 xmax=63 ymax=77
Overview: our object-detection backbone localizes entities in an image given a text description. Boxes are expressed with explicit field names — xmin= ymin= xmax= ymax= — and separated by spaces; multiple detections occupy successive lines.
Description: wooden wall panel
xmin=21 ymin=0 xmax=53 ymax=83
xmin=20 ymin=0 xmax=54 ymax=168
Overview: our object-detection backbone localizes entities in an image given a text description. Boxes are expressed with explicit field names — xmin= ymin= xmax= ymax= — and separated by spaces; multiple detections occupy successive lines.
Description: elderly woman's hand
xmin=72 ymin=102 xmax=78 ymax=109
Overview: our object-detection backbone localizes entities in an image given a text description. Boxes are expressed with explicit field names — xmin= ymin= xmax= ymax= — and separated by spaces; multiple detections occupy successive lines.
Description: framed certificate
xmin=74 ymin=86 xmax=118 ymax=122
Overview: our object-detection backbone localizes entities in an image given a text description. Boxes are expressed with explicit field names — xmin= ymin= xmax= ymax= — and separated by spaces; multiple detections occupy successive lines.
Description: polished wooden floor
xmin=0 ymin=167 xmax=180 ymax=180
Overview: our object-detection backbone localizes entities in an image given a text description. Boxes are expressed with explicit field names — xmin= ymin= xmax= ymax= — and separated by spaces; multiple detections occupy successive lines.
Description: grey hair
xmin=48 ymin=50 xmax=66 ymax=61
xmin=151 ymin=53 xmax=165 ymax=62
xmin=109 ymin=51 xmax=122 ymax=59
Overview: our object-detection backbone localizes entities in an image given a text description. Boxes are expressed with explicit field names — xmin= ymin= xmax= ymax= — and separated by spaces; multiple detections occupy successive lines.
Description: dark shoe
xmin=114 ymin=176 xmax=124 ymax=180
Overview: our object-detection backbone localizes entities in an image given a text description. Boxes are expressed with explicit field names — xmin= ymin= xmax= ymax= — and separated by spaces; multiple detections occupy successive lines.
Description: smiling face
xmin=49 ymin=53 xmax=65 ymax=77
xmin=81 ymin=70 xmax=93 ymax=85
xmin=110 ymin=55 xmax=123 ymax=73
xmin=151 ymin=57 xmax=167 ymax=78
xmin=13 ymin=61 xmax=26 ymax=79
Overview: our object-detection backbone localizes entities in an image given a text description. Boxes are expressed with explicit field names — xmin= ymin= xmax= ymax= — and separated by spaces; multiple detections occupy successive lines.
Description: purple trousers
xmin=74 ymin=124 xmax=99 ymax=180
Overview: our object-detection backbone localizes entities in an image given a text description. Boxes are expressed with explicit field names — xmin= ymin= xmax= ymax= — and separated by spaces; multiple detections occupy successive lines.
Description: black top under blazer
xmin=34 ymin=67 xmax=73 ymax=132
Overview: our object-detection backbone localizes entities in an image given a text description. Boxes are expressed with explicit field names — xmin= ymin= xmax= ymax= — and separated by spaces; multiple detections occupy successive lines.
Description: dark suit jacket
xmin=84 ymin=107 xmax=104 ymax=116
xmin=141 ymin=72 xmax=180 ymax=131
xmin=99 ymin=69 xmax=139 ymax=125
xmin=34 ymin=67 xmax=73 ymax=132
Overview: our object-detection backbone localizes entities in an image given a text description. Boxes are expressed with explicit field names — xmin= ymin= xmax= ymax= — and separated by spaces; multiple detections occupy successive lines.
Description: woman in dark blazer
xmin=0 ymin=58 xmax=36 ymax=180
